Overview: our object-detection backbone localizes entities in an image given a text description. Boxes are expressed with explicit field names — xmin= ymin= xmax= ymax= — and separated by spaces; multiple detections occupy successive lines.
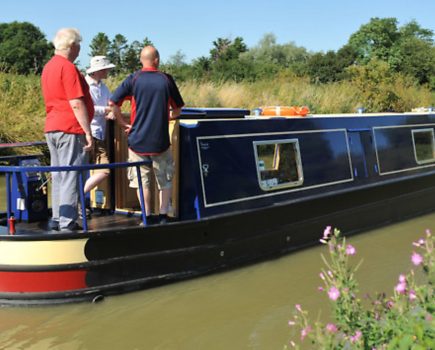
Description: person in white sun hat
xmin=83 ymin=56 xmax=116 ymax=201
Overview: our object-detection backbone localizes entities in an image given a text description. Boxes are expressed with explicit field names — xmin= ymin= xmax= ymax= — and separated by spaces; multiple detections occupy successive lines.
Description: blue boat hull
xmin=1 ymin=111 xmax=435 ymax=305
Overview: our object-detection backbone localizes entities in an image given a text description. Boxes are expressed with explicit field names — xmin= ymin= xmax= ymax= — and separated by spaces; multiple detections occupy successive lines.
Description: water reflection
xmin=0 ymin=211 xmax=432 ymax=349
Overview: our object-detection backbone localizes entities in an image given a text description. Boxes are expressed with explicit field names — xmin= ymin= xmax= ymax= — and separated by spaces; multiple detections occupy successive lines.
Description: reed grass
xmin=0 ymin=73 xmax=45 ymax=144
xmin=1 ymin=72 xmax=434 ymax=145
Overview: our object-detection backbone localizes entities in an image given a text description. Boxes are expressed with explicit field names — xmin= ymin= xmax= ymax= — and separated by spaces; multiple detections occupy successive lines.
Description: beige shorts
xmin=127 ymin=149 xmax=174 ymax=190
xmin=89 ymin=138 xmax=110 ymax=175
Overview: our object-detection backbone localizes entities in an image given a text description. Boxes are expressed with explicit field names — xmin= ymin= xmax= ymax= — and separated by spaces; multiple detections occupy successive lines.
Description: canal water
xmin=0 ymin=176 xmax=433 ymax=349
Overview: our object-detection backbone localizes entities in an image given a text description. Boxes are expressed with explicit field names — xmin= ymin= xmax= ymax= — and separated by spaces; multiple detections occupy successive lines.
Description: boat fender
xmin=259 ymin=106 xmax=310 ymax=117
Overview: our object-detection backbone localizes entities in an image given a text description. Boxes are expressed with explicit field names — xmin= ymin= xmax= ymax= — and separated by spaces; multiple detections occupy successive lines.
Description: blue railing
xmin=0 ymin=161 xmax=152 ymax=233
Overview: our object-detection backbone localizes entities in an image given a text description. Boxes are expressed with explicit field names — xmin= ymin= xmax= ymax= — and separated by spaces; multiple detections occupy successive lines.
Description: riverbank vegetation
xmin=286 ymin=228 xmax=435 ymax=349
xmin=0 ymin=17 xmax=434 ymax=146
xmin=1 ymin=71 xmax=433 ymax=145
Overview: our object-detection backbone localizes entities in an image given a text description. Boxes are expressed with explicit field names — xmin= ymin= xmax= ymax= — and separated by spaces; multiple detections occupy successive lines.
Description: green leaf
xmin=398 ymin=335 xmax=414 ymax=349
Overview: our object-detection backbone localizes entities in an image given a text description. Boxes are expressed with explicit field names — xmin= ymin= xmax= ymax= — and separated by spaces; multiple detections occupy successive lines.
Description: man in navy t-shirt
xmin=110 ymin=46 xmax=184 ymax=224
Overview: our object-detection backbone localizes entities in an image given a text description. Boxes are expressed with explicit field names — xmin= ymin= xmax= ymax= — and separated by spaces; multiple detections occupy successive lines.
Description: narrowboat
xmin=1 ymin=108 xmax=435 ymax=305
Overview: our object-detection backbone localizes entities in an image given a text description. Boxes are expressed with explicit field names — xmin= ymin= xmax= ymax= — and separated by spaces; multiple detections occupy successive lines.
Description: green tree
xmin=306 ymin=51 xmax=340 ymax=83
xmin=348 ymin=18 xmax=435 ymax=87
xmin=191 ymin=56 xmax=211 ymax=81
xmin=123 ymin=40 xmax=142 ymax=72
xmin=107 ymin=34 xmax=128 ymax=74
xmin=347 ymin=59 xmax=401 ymax=112
xmin=210 ymin=37 xmax=247 ymax=62
xmin=210 ymin=57 xmax=255 ymax=82
xmin=210 ymin=37 xmax=232 ymax=62
xmin=141 ymin=37 xmax=153 ymax=48
xmin=123 ymin=37 xmax=153 ymax=73
xmin=390 ymin=20 xmax=435 ymax=86
xmin=305 ymin=45 xmax=357 ymax=83
xmin=207 ymin=36 xmax=250 ymax=82
xmin=392 ymin=36 xmax=435 ymax=86
xmin=89 ymin=32 xmax=110 ymax=57
xmin=241 ymin=33 xmax=310 ymax=79
xmin=166 ymin=50 xmax=186 ymax=67
xmin=162 ymin=50 xmax=194 ymax=82
xmin=0 ymin=21 xmax=52 ymax=74
xmin=348 ymin=17 xmax=400 ymax=64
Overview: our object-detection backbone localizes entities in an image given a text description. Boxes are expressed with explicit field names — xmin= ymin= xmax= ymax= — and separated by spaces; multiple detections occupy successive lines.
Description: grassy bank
xmin=1 ymin=72 xmax=434 ymax=145
xmin=0 ymin=73 xmax=45 ymax=144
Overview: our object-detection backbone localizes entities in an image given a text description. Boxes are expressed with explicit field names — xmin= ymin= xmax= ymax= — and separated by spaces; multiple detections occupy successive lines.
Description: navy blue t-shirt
xmin=110 ymin=68 xmax=184 ymax=154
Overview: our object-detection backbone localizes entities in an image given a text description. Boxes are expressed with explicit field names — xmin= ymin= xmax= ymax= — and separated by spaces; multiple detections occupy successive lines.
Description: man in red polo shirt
xmin=41 ymin=28 xmax=94 ymax=231
xmin=110 ymin=46 xmax=184 ymax=225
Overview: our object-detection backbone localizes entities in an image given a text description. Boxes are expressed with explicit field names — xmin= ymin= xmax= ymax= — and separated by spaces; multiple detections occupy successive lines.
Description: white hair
xmin=52 ymin=28 xmax=82 ymax=51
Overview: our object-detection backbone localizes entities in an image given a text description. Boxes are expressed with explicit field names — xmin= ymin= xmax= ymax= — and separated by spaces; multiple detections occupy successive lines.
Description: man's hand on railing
xmin=105 ymin=111 xmax=116 ymax=120
xmin=124 ymin=124 xmax=132 ymax=134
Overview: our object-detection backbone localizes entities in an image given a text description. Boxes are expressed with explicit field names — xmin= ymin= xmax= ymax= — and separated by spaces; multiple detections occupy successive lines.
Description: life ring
xmin=259 ymin=106 xmax=310 ymax=117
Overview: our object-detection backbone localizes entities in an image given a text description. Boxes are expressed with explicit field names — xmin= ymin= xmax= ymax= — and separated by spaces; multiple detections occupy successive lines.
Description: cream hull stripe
xmin=0 ymin=239 xmax=89 ymax=266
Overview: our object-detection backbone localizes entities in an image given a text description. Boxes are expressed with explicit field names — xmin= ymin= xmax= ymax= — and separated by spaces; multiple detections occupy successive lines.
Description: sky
xmin=1 ymin=0 xmax=434 ymax=69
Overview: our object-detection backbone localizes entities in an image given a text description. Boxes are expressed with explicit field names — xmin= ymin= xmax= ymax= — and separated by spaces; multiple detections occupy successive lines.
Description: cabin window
xmin=254 ymin=139 xmax=303 ymax=191
xmin=412 ymin=129 xmax=435 ymax=164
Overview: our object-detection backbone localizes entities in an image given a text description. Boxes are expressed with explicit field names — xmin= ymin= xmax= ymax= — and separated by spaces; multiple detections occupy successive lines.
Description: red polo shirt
xmin=41 ymin=55 xmax=94 ymax=134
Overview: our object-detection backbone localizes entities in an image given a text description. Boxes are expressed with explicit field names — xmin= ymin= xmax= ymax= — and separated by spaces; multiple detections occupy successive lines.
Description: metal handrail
xmin=0 ymin=141 xmax=47 ymax=149
xmin=0 ymin=161 xmax=151 ymax=233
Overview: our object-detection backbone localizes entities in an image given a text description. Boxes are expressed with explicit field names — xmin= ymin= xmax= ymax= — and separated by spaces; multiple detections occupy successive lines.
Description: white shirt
xmin=85 ymin=74 xmax=111 ymax=140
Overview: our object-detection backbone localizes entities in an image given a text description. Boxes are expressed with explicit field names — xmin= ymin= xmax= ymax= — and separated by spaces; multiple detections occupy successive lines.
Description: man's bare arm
xmin=111 ymin=104 xmax=131 ymax=133
xmin=69 ymin=98 xmax=92 ymax=151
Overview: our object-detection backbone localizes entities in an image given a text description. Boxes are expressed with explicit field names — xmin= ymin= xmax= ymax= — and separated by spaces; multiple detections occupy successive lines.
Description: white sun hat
xmin=86 ymin=56 xmax=115 ymax=74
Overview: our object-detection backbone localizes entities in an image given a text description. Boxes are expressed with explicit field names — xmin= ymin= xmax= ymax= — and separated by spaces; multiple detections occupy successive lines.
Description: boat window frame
xmin=411 ymin=128 xmax=435 ymax=165
xmin=253 ymin=138 xmax=304 ymax=191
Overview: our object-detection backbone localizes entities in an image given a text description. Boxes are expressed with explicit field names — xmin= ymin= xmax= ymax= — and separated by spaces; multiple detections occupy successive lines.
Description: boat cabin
xmin=1 ymin=108 xmax=435 ymax=305
xmin=1 ymin=108 xmax=435 ymax=231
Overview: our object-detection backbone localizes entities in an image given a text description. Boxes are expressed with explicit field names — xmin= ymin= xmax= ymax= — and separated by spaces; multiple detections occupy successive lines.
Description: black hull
xmin=1 ymin=172 xmax=434 ymax=305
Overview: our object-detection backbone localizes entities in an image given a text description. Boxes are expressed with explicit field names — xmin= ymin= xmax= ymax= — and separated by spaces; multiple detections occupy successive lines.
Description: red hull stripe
xmin=0 ymin=270 xmax=87 ymax=293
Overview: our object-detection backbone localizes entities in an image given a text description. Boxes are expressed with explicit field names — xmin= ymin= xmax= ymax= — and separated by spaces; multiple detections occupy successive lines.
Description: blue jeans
xmin=45 ymin=132 xmax=87 ymax=230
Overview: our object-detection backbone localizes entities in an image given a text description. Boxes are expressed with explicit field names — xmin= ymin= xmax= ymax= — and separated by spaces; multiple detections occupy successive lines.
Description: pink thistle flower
xmin=413 ymin=238 xmax=425 ymax=247
xmin=346 ymin=244 xmax=356 ymax=255
xmin=350 ymin=330 xmax=362 ymax=343
xmin=323 ymin=226 xmax=332 ymax=239
xmin=398 ymin=274 xmax=406 ymax=283
xmin=318 ymin=286 xmax=324 ymax=292
xmin=409 ymin=290 xmax=417 ymax=301
xmin=295 ymin=304 xmax=302 ymax=312
xmin=395 ymin=282 xmax=406 ymax=294
xmin=386 ymin=300 xmax=394 ymax=309
xmin=411 ymin=252 xmax=423 ymax=266
xmin=328 ymin=286 xmax=340 ymax=301
xmin=425 ymin=229 xmax=431 ymax=236
xmin=300 ymin=325 xmax=312 ymax=341
xmin=319 ymin=272 xmax=325 ymax=280
xmin=326 ymin=323 xmax=338 ymax=333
